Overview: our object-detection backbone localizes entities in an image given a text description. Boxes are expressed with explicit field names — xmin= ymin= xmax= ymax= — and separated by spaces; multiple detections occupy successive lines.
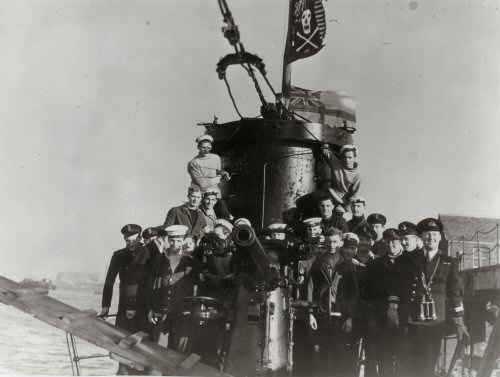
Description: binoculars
xmin=419 ymin=294 xmax=437 ymax=321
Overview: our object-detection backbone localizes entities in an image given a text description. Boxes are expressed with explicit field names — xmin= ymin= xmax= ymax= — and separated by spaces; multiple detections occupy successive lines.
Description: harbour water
xmin=0 ymin=288 xmax=118 ymax=375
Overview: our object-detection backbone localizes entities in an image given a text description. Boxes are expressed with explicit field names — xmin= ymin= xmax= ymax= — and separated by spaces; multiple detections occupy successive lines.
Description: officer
xmin=318 ymin=195 xmax=349 ymax=233
xmin=164 ymin=186 xmax=207 ymax=239
xmin=101 ymin=224 xmax=151 ymax=375
xmin=347 ymin=196 xmax=368 ymax=232
xmin=148 ymin=225 xmax=203 ymax=353
xmin=367 ymin=213 xmax=387 ymax=257
xmin=389 ymin=218 xmax=469 ymax=377
xmin=398 ymin=221 xmax=420 ymax=254
xmin=355 ymin=225 xmax=378 ymax=265
xmin=365 ymin=228 xmax=403 ymax=377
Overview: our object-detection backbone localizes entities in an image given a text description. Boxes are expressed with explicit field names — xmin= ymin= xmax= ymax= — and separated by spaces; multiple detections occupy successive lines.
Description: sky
xmin=0 ymin=0 xmax=499 ymax=280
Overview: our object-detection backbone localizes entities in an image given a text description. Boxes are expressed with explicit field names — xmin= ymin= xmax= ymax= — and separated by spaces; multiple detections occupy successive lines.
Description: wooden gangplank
xmin=0 ymin=275 xmax=231 ymax=377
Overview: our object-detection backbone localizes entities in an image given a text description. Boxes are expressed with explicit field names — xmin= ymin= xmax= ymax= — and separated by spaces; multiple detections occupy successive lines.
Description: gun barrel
xmin=232 ymin=224 xmax=278 ymax=285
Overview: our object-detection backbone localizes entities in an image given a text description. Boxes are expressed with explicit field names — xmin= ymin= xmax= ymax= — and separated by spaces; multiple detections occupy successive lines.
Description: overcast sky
xmin=0 ymin=0 xmax=499 ymax=280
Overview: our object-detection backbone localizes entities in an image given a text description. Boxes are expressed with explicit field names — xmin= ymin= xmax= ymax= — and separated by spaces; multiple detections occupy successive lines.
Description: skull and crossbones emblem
xmin=297 ymin=8 xmax=319 ymax=52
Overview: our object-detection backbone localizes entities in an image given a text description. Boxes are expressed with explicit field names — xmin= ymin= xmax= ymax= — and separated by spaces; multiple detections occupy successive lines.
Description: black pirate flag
xmin=284 ymin=0 xmax=326 ymax=64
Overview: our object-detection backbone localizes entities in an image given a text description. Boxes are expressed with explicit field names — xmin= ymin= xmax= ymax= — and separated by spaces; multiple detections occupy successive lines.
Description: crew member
xmin=164 ymin=186 xmax=207 ymax=239
xmin=306 ymin=228 xmax=344 ymax=376
xmin=142 ymin=227 xmax=158 ymax=245
xmin=298 ymin=218 xmax=324 ymax=290
xmin=318 ymin=196 xmax=349 ymax=233
xmin=187 ymin=134 xmax=231 ymax=219
xmin=200 ymin=190 xmax=218 ymax=232
xmin=398 ymin=221 xmax=420 ymax=254
xmin=355 ymin=225 xmax=377 ymax=265
xmin=148 ymin=225 xmax=203 ymax=353
xmin=101 ymin=224 xmax=151 ymax=375
xmin=320 ymin=144 xmax=362 ymax=212
xmin=390 ymin=218 xmax=469 ymax=377
xmin=367 ymin=213 xmax=387 ymax=257
xmin=365 ymin=228 xmax=403 ymax=377
xmin=309 ymin=232 xmax=367 ymax=377
xmin=267 ymin=223 xmax=288 ymax=240
xmin=347 ymin=196 xmax=368 ymax=232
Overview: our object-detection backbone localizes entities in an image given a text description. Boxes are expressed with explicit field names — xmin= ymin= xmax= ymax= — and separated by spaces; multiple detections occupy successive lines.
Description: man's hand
xmin=100 ymin=307 xmax=110 ymax=317
xmin=148 ymin=310 xmax=165 ymax=324
xmin=309 ymin=313 xmax=318 ymax=330
xmin=321 ymin=144 xmax=332 ymax=159
xmin=342 ymin=317 xmax=353 ymax=333
xmin=387 ymin=305 xmax=399 ymax=329
xmin=126 ymin=310 xmax=136 ymax=319
xmin=178 ymin=337 xmax=188 ymax=353
xmin=453 ymin=316 xmax=470 ymax=342
xmin=221 ymin=171 xmax=231 ymax=181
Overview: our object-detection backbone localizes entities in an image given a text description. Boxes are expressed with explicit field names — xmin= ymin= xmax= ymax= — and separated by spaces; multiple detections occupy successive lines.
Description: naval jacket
xmin=365 ymin=255 xmax=399 ymax=322
xmin=392 ymin=248 xmax=464 ymax=326
xmin=102 ymin=245 xmax=152 ymax=313
xmin=164 ymin=203 xmax=207 ymax=239
xmin=149 ymin=253 xmax=202 ymax=317
xmin=347 ymin=215 xmax=368 ymax=233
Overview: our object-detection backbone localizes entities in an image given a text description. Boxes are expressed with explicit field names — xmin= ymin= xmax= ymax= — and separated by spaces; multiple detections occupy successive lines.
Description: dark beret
xmin=121 ymin=224 xmax=142 ymax=237
xmin=416 ymin=218 xmax=443 ymax=234
xmin=398 ymin=221 xmax=417 ymax=236
xmin=367 ymin=213 xmax=387 ymax=226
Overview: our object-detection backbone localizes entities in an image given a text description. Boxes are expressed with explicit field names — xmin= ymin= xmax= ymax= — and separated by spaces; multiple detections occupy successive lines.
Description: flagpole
xmin=281 ymin=62 xmax=292 ymax=110
xmin=281 ymin=0 xmax=293 ymax=110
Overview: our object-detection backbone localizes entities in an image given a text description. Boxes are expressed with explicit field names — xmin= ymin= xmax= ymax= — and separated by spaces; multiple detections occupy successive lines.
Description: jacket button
xmin=412 ymin=291 xmax=416 ymax=294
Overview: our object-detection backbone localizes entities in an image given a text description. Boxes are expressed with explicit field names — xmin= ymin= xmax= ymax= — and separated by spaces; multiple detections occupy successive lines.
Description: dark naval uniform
xmin=394 ymin=248 xmax=464 ymax=377
xmin=308 ymin=256 xmax=367 ymax=377
xmin=365 ymin=254 xmax=400 ymax=377
xmin=322 ymin=214 xmax=349 ymax=233
xmin=371 ymin=239 xmax=385 ymax=257
xmin=347 ymin=215 xmax=368 ymax=233
xmin=102 ymin=244 xmax=152 ymax=333
xmin=149 ymin=252 xmax=202 ymax=351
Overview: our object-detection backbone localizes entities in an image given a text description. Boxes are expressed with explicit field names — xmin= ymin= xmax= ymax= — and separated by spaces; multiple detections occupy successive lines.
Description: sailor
xmin=354 ymin=225 xmax=378 ymax=265
xmin=306 ymin=228 xmax=344 ymax=376
xmin=303 ymin=217 xmax=323 ymax=239
xmin=298 ymin=217 xmax=323 ymax=289
xmin=310 ymin=232 xmax=367 ymax=377
xmin=101 ymin=224 xmax=152 ymax=375
xmin=389 ymin=218 xmax=469 ymax=377
xmin=367 ymin=213 xmax=387 ymax=257
xmin=267 ymin=223 xmax=288 ymax=240
xmin=398 ymin=221 xmax=420 ymax=254
xmin=347 ymin=196 xmax=368 ymax=232
xmin=200 ymin=190 xmax=218 ymax=232
xmin=320 ymin=144 xmax=362 ymax=212
xmin=197 ymin=219 xmax=237 ymax=368
xmin=148 ymin=225 xmax=203 ymax=353
xmin=365 ymin=228 xmax=403 ymax=377
xmin=318 ymin=195 xmax=349 ymax=233
xmin=164 ymin=186 xmax=207 ymax=239
xmin=187 ymin=134 xmax=232 ymax=220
